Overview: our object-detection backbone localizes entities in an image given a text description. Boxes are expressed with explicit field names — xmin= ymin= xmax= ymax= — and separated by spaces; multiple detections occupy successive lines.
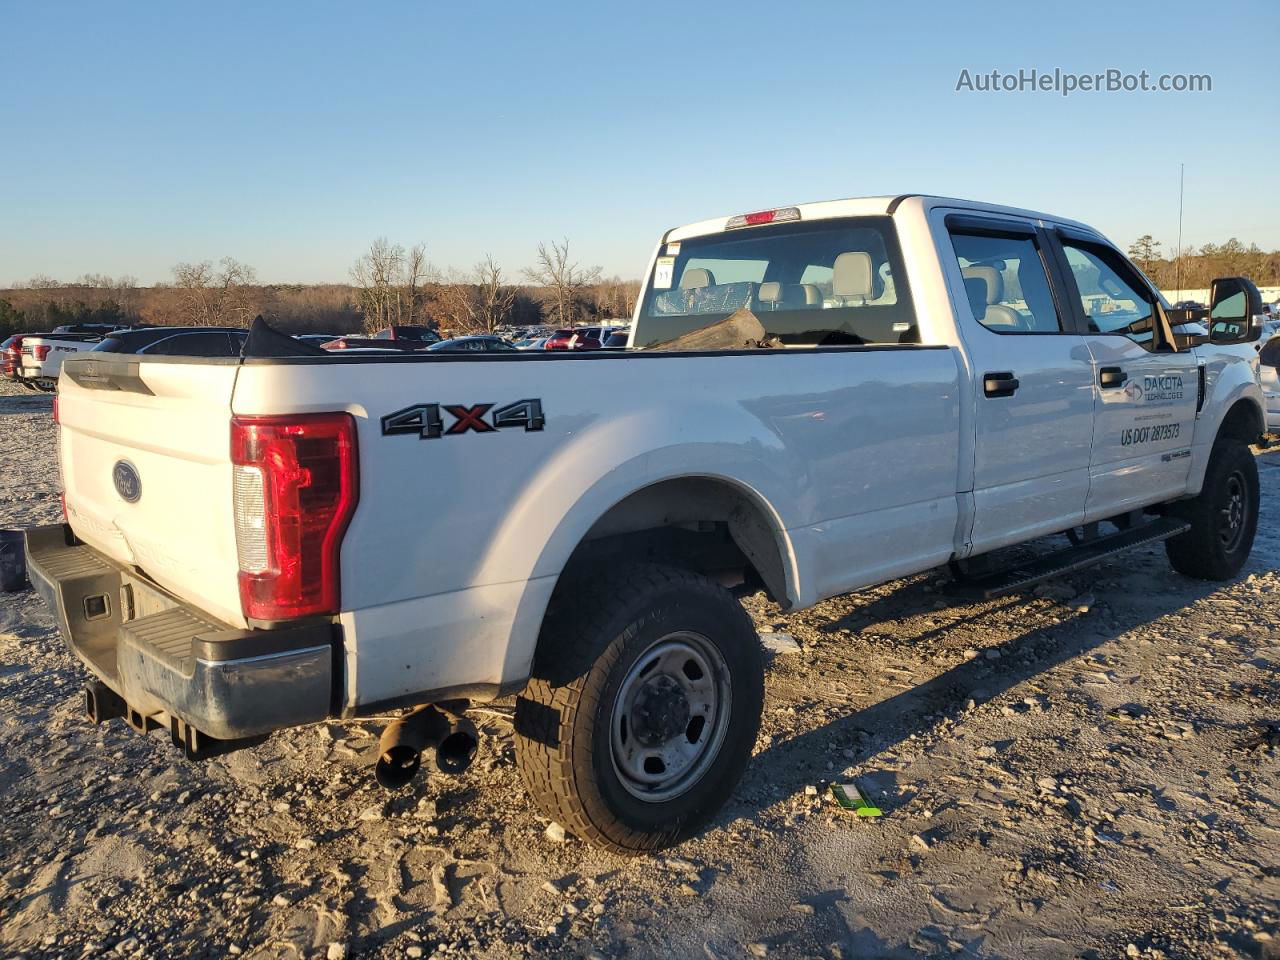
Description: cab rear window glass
xmin=634 ymin=217 xmax=917 ymax=349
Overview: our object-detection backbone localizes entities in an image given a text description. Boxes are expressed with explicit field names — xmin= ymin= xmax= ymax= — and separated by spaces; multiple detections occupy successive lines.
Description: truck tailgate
xmin=58 ymin=358 xmax=247 ymax=627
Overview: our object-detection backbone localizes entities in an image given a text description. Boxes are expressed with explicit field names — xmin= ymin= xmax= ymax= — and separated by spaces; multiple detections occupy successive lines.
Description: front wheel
xmin=1165 ymin=439 xmax=1259 ymax=580
xmin=514 ymin=564 xmax=763 ymax=854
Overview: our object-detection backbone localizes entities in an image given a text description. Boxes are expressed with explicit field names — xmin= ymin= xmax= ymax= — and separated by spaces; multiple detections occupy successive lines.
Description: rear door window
xmin=948 ymin=227 xmax=1064 ymax=334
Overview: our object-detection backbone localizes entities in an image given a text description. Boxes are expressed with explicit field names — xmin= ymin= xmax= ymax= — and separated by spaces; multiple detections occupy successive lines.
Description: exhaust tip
xmin=375 ymin=745 xmax=422 ymax=790
xmin=435 ymin=727 xmax=479 ymax=775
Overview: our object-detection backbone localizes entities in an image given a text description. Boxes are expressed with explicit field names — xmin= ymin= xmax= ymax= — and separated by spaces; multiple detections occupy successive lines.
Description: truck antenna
xmin=1175 ymin=163 xmax=1185 ymax=300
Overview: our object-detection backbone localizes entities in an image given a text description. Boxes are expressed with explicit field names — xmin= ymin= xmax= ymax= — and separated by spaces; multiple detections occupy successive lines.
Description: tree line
xmin=0 ymin=237 xmax=641 ymax=340
xmin=3 ymin=235 xmax=1274 ymax=341
xmin=1127 ymin=236 xmax=1280 ymax=292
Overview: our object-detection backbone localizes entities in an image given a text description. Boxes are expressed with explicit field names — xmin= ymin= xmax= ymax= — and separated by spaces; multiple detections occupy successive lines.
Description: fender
xmin=1185 ymin=349 xmax=1265 ymax=497
xmin=482 ymin=406 xmax=805 ymax=688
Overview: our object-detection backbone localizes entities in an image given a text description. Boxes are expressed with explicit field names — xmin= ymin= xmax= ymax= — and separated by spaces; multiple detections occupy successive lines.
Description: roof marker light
xmin=725 ymin=207 xmax=801 ymax=230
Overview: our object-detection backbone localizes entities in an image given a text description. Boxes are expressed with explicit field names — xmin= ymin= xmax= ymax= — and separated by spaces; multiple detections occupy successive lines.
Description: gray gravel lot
xmin=1 ymin=378 xmax=1277 ymax=959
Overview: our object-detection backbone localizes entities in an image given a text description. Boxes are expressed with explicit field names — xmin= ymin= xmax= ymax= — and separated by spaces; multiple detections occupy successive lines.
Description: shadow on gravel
xmin=732 ymin=575 xmax=1224 ymax=818
xmin=0 ymin=393 xmax=53 ymax=416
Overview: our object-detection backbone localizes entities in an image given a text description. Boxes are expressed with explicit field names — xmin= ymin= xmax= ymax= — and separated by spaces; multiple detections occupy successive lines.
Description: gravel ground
xmin=1 ymin=376 xmax=1278 ymax=960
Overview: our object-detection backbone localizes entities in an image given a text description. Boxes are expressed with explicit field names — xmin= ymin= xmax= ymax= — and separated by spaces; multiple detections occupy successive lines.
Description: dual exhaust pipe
xmin=84 ymin=680 xmax=479 ymax=788
xmin=375 ymin=703 xmax=479 ymax=789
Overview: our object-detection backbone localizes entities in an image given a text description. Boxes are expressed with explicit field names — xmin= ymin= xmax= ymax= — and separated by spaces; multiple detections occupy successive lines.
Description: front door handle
xmin=1099 ymin=366 xmax=1127 ymax=388
xmin=983 ymin=371 xmax=1020 ymax=398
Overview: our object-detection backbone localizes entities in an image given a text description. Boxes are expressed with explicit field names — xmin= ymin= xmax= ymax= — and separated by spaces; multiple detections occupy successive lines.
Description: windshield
xmin=635 ymin=216 xmax=916 ymax=349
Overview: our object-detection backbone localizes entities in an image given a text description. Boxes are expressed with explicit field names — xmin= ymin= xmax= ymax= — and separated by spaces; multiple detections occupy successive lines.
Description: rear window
xmin=142 ymin=331 xmax=240 ymax=356
xmin=635 ymin=216 xmax=917 ymax=349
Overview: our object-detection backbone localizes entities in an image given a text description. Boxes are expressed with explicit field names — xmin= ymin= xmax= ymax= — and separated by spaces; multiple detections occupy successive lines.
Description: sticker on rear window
xmin=665 ymin=242 xmax=681 ymax=256
xmin=654 ymin=256 xmax=675 ymax=289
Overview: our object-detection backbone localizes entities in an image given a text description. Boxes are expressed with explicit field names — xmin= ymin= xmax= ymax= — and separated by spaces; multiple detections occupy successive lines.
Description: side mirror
xmin=1208 ymin=276 xmax=1264 ymax=344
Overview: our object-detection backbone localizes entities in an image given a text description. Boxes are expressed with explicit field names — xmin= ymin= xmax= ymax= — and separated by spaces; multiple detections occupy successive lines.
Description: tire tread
xmin=514 ymin=563 xmax=758 ymax=854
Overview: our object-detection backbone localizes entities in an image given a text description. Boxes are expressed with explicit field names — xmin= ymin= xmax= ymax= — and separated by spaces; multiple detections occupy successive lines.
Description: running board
xmin=946 ymin=517 xmax=1191 ymax=600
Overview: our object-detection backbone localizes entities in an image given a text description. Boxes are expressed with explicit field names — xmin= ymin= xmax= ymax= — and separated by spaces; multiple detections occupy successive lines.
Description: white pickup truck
xmin=26 ymin=195 xmax=1266 ymax=853
xmin=18 ymin=330 xmax=112 ymax=391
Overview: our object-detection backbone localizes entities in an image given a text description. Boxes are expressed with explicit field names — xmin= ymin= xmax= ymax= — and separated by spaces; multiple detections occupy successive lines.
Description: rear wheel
xmin=514 ymin=563 xmax=763 ymax=854
xmin=1165 ymin=439 xmax=1259 ymax=580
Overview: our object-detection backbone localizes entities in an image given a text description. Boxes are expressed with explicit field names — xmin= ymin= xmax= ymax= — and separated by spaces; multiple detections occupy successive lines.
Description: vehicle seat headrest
xmin=832 ymin=252 xmax=873 ymax=298
xmin=963 ymin=278 xmax=989 ymax=320
xmin=962 ymin=265 xmax=1003 ymax=305
xmin=758 ymin=281 xmax=782 ymax=303
xmin=680 ymin=268 xmax=715 ymax=290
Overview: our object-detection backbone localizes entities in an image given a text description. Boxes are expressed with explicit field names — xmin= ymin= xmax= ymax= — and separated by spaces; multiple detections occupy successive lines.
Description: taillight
xmin=34 ymin=345 xmax=51 ymax=361
xmin=231 ymin=414 xmax=358 ymax=622
xmin=52 ymin=396 xmax=59 ymax=424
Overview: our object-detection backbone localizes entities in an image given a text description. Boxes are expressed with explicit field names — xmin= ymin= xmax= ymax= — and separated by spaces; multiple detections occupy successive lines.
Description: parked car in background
xmin=513 ymin=337 xmax=548 ymax=350
xmin=567 ymin=327 xmax=606 ymax=350
xmin=542 ymin=326 xmax=612 ymax=350
xmin=426 ymin=335 xmax=519 ymax=353
xmin=90 ymin=327 xmax=250 ymax=357
xmin=2 ymin=334 xmax=29 ymax=380
xmin=1259 ymin=336 xmax=1280 ymax=434
xmin=543 ymin=328 xmax=576 ymax=350
xmin=52 ymin=322 xmax=132 ymax=336
xmin=323 ymin=325 xmax=440 ymax=351
xmin=601 ymin=329 xmax=631 ymax=350
xmin=18 ymin=332 xmax=108 ymax=391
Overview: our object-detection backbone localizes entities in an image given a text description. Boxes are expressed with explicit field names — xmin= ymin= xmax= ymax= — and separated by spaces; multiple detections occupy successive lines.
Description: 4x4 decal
xmin=382 ymin=399 xmax=545 ymax=439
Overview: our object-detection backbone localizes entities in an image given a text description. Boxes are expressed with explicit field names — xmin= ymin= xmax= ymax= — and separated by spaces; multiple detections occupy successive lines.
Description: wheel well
xmin=558 ymin=478 xmax=792 ymax=609
xmin=1218 ymin=398 xmax=1264 ymax=446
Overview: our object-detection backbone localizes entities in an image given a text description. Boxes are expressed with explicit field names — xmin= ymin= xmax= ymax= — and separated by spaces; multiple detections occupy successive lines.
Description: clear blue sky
xmin=2 ymin=0 xmax=1276 ymax=286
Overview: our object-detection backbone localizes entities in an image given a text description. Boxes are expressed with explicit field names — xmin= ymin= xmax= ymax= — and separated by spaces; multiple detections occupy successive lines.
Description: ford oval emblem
xmin=113 ymin=460 xmax=141 ymax=503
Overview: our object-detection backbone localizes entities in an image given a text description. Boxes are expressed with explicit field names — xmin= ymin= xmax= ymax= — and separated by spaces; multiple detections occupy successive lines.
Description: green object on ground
xmin=830 ymin=782 xmax=882 ymax=817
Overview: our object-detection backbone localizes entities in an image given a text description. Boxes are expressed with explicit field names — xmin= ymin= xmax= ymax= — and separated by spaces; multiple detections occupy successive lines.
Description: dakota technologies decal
xmin=1121 ymin=372 xmax=1191 ymax=450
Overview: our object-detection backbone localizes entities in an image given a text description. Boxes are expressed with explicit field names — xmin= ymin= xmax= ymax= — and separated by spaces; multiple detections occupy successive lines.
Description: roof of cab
xmin=663 ymin=194 xmax=1097 ymax=242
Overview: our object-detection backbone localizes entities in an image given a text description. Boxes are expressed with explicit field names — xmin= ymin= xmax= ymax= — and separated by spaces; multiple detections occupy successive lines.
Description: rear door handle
xmin=983 ymin=371 xmax=1019 ymax=398
xmin=1099 ymin=366 xmax=1127 ymax=388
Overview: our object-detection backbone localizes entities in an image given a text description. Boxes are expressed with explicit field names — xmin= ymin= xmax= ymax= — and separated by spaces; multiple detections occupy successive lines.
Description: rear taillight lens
xmin=52 ymin=396 xmax=59 ymax=424
xmin=34 ymin=345 xmax=51 ymax=361
xmin=231 ymin=414 xmax=359 ymax=622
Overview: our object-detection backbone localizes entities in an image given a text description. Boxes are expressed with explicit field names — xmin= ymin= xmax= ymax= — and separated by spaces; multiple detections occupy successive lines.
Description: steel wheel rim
xmin=1218 ymin=470 xmax=1248 ymax=552
xmin=609 ymin=631 xmax=732 ymax=803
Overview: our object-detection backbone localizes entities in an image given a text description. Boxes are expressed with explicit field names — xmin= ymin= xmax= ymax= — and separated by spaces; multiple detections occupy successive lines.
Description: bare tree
xmin=172 ymin=261 xmax=217 ymax=325
xmin=351 ymin=237 xmax=404 ymax=332
xmin=404 ymin=244 xmax=431 ymax=325
xmin=350 ymin=238 xmax=433 ymax=333
xmin=474 ymin=255 xmax=516 ymax=332
xmin=522 ymin=239 xmax=601 ymax=327
xmin=171 ymin=258 xmax=259 ymax=326
xmin=430 ymin=255 xmax=519 ymax=335
xmin=216 ymin=257 xmax=260 ymax=325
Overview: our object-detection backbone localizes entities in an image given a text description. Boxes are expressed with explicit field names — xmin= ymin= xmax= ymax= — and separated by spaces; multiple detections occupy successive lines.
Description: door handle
xmin=983 ymin=371 xmax=1019 ymax=398
xmin=1099 ymin=366 xmax=1127 ymax=388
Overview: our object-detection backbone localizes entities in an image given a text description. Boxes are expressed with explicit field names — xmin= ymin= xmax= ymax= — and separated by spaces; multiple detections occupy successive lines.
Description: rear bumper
xmin=25 ymin=524 xmax=338 ymax=748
